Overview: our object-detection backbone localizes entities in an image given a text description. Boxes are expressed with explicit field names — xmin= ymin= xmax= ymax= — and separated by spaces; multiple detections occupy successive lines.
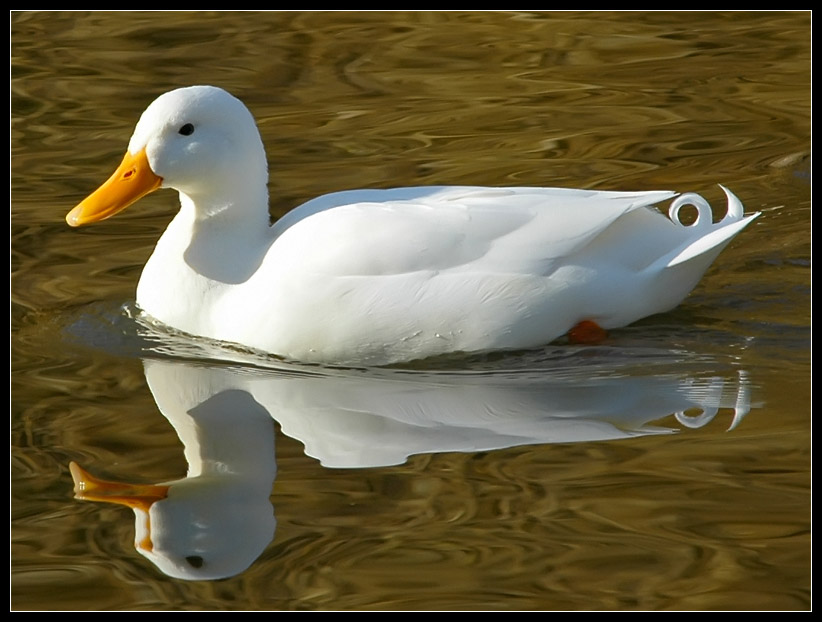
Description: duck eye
xmin=178 ymin=123 xmax=195 ymax=136
xmin=185 ymin=555 xmax=204 ymax=568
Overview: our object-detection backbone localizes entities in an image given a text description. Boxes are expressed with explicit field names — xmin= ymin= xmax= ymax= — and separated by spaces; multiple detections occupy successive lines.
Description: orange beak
xmin=69 ymin=461 xmax=169 ymax=513
xmin=69 ymin=461 xmax=169 ymax=552
xmin=66 ymin=147 xmax=162 ymax=227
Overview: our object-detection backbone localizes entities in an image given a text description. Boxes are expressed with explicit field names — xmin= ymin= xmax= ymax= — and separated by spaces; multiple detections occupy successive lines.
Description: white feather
xmin=69 ymin=86 xmax=760 ymax=365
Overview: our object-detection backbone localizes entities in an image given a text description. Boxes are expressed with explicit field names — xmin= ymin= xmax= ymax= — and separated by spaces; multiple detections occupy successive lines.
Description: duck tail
xmin=652 ymin=186 xmax=760 ymax=271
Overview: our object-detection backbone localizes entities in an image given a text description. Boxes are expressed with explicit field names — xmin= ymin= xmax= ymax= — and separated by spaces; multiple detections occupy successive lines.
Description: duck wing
xmin=270 ymin=186 xmax=678 ymax=277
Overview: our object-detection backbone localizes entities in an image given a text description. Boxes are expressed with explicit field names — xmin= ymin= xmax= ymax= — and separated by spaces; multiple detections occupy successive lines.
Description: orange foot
xmin=568 ymin=320 xmax=608 ymax=345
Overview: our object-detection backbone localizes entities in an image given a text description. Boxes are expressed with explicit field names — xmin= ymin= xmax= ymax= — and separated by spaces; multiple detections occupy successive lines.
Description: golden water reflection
xmin=69 ymin=350 xmax=751 ymax=581
xmin=11 ymin=10 xmax=809 ymax=611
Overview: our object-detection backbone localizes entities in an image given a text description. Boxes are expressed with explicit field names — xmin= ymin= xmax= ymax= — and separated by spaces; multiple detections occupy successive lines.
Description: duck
xmin=66 ymin=85 xmax=760 ymax=366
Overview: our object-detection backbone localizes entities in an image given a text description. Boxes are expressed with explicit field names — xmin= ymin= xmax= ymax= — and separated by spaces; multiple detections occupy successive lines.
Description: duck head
xmin=66 ymin=85 xmax=268 ymax=226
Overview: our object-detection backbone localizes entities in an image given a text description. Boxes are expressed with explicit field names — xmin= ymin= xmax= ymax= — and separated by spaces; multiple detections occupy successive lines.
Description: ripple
xmin=11 ymin=9 xmax=809 ymax=611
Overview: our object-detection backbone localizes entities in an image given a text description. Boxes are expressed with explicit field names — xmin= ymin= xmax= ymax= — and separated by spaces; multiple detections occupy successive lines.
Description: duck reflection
xmin=70 ymin=366 xmax=278 ymax=581
xmin=70 ymin=355 xmax=751 ymax=580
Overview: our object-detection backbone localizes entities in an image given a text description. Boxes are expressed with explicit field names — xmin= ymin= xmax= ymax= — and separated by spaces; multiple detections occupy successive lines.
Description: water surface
xmin=11 ymin=11 xmax=810 ymax=611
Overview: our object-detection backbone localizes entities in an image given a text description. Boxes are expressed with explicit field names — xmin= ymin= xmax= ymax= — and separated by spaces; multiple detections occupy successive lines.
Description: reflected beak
xmin=69 ymin=461 xmax=169 ymax=514
xmin=66 ymin=147 xmax=162 ymax=227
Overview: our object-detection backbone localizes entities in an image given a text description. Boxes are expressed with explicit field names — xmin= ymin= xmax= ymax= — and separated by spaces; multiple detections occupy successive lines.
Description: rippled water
xmin=11 ymin=11 xmax=810 ymax=611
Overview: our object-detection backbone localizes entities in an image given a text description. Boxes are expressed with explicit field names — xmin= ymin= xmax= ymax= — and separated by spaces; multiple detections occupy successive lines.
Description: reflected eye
xmin=178 ymin=123 xmax=195 ymax=136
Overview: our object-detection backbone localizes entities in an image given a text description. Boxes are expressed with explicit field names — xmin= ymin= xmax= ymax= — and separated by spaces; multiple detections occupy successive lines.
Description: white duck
xmin=66 ymin=85 xmax=759 ymax=366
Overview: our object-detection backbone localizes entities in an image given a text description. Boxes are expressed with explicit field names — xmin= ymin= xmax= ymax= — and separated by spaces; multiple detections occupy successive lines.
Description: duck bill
xmin=69 ymin=461 xmax=168 ymax=513
xmin=66 ymin=147 xmax=162 ymax=227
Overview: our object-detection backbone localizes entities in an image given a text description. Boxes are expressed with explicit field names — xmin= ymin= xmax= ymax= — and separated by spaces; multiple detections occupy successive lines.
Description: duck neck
xmin=173 ymin=187 xmax=273 ymax=285
xmin=182 ymin=176 xmax=270 ymax=225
